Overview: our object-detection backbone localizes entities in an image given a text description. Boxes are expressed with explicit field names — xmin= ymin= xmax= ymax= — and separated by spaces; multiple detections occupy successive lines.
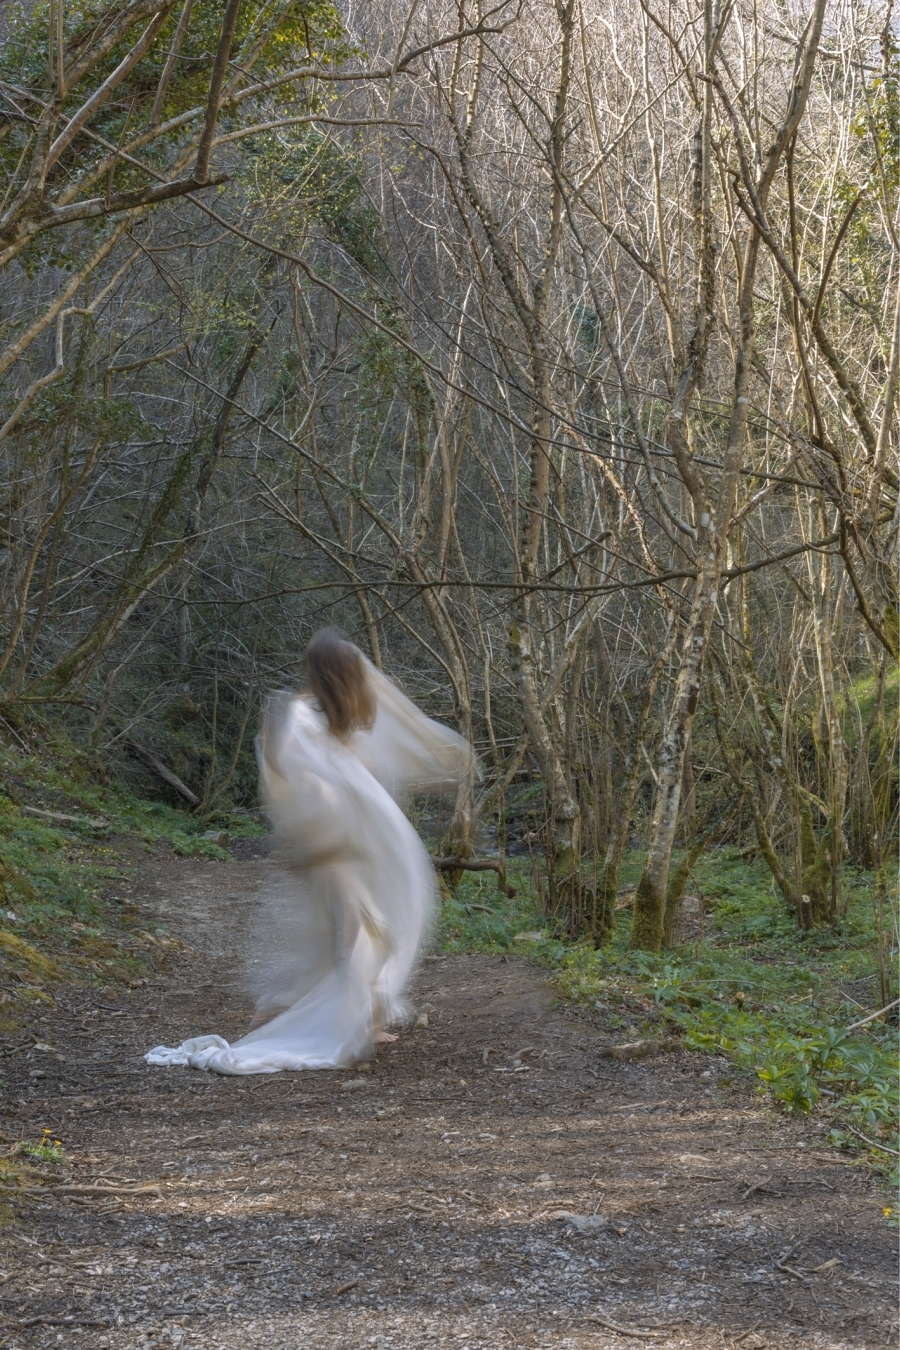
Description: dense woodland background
xmin=0 ymin=0 xmax=897 ymax=955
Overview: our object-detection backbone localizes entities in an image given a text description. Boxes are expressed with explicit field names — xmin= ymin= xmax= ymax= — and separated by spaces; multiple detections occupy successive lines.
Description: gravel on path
xmin=0 ymin=849 xmax=895 ymax=1350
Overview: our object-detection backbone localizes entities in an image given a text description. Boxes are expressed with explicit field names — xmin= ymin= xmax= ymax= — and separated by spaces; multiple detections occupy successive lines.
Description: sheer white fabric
xmin=145 ymin=663 xmax=472 ymax=1075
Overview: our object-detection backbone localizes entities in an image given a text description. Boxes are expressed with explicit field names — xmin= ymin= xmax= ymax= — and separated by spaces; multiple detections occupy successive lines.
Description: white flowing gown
xmin=145 ymin=663 xmax=473 ymax=1075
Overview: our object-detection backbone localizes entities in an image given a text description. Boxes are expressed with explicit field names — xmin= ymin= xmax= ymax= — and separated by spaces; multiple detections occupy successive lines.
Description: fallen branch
xmin=582 ymin=1312 xmax=668 ymax=1337
xmin=777 ymin=1261 xmax=810 ymax=1283
xmin=845 ymin=997 xmax=900 ymax=1032
xmin=600 ymin=1038 xmax=680 ymax=1061
xmin=0 ymin=1182 xmax=162 ymax=1197
xmin=804 ymin=1257 xmax=843 ymax=1274
xmin=843 ymin=1124 xmax=900 ymax=1157
xmin=22 ymin=806 xmax=108 ymax=830
xmin=125 ymin=740 xmax=199 ymax=805
xmin=741 ymin=1179 xmax=782 ymax=1200
xmin=51 ymin=1182 xmax=163 ymax=1196
xmin=774 ymin=1243 xmax=808 ymax=1283
xmin=3 ymin=1317 xmax=110 ymax=1330
xmin=431 ymin=855 xmax=516 ymax=897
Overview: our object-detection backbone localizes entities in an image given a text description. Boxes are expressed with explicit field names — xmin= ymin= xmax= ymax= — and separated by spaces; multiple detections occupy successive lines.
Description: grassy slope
xmin=0 ymin=732 xmax=263 ymax=1035
xmin=437 ymin=849 xmax=898 ymax=1191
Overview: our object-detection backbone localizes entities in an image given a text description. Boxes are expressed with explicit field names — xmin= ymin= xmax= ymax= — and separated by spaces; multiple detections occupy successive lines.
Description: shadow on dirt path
xmin=0 ymin=849 xmax=895 ymax=1349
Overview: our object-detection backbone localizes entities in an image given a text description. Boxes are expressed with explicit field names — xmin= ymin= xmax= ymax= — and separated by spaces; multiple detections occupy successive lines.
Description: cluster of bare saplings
xmin=0 ymin=0 xmax=896 ymax=951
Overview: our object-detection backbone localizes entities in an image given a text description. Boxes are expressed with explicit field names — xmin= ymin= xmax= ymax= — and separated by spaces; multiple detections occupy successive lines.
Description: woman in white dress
xmin=146 ymin=630 xmax=473 ymax=1075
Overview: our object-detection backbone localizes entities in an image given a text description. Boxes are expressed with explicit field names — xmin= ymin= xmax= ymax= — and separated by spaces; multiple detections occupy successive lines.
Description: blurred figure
xmin=146 ymin=630 xmax=473 ymax=1075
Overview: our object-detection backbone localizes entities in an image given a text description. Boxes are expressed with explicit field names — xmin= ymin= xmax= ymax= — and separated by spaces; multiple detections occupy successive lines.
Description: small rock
xmin=553 ymin=1210 xmax=609 ymax=1233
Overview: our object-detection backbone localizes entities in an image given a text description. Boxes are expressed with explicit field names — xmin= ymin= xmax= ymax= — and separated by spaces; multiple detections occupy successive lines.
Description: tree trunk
xmin=630 ymin=560 xmax=719 ymax=949
xmin=630 ymin=0 xmax=827 ymax=949
xmin=592 ymin=624 xmax=676 ymax=945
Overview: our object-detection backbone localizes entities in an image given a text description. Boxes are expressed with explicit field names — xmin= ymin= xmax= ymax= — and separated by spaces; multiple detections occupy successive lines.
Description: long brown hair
xmin=305 ymin=628 xmax=375 ymax=738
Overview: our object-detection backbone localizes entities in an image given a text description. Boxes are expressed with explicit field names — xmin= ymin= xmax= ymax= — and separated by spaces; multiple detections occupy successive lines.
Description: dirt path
xmin=1 ymin=847 xmax=895 ymax=1350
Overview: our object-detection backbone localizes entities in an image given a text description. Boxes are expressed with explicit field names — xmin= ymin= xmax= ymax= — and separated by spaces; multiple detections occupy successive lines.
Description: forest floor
xmin=0 ymin=841 xmax=896 ymax=1350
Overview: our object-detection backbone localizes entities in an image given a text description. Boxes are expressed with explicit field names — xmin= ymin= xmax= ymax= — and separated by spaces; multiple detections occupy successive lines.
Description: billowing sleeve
xmin=257 ymin=695 xmax=362 ymax=866
xmin=349 ymin=662 xmax=476 ymax=799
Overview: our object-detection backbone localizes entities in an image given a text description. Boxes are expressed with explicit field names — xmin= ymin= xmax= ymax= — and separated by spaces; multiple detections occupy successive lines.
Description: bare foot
xmin=374 ymin=1031 xmax=398 ymax=1044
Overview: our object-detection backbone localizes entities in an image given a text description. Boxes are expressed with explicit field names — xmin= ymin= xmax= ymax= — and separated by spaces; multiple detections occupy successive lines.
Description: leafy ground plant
xmin=0 ymin=728 xmax=264 ymax=1031
xmin=19 ymin=1129 xmax=65 ymax=1164
xmin=436 ymin=847 xmax=899 ymax=1184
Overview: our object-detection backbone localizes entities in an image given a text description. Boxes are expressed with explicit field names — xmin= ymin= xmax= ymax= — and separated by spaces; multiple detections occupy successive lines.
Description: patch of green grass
xmin=840 ymin=662 xmax=898 ymax=729
xmin=435 ymin=846 xmax=898 ymax=1184
xmin=20 ymin=1129 xmax=65 ymax=1164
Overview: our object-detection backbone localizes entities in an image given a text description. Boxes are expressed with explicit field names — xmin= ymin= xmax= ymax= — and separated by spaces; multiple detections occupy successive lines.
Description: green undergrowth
xmin=0 ymin=729 xmax=264 ymax=1031
xmin=436 ymin=859 xmax=544 ymax=953
xmin=436 ymin=848 xmax=899 ymax=1185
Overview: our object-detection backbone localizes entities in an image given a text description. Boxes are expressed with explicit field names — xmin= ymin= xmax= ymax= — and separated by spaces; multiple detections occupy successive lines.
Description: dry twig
xmin=582 ymin=1312 xmax=669 ymax=1337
